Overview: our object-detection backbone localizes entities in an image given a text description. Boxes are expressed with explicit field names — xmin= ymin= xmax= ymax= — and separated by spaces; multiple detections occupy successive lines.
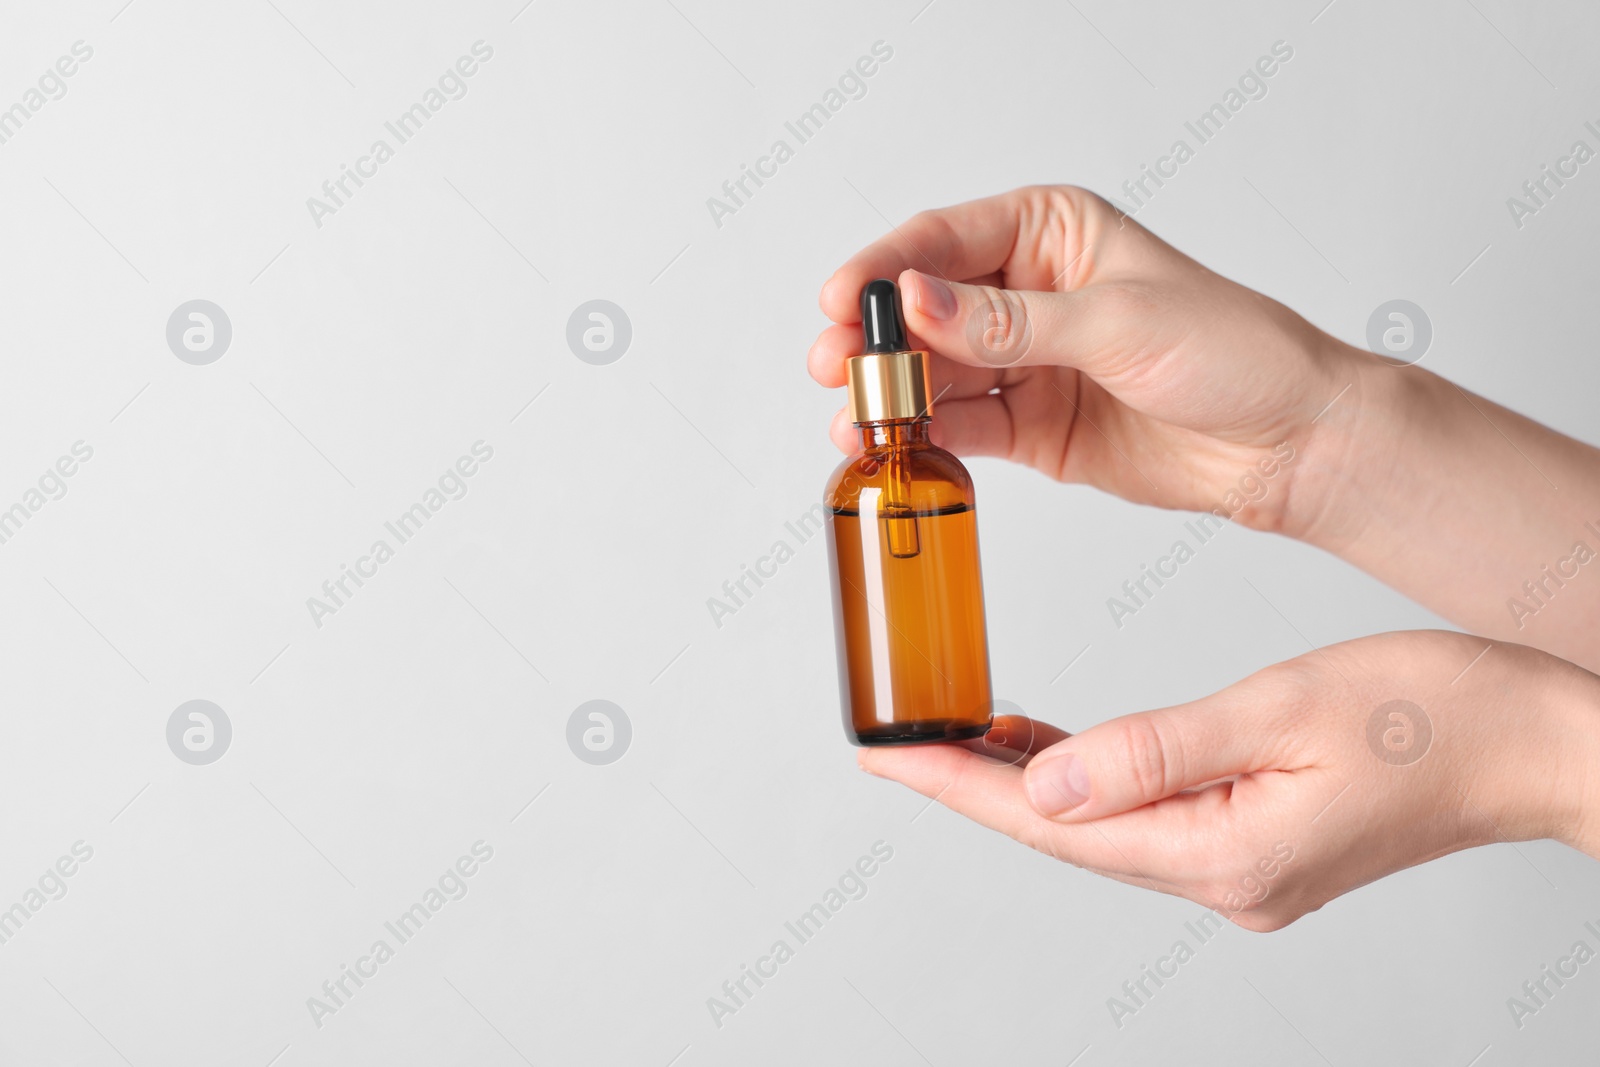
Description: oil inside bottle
xmin=827 ymin=498 xmax=992 ymax=744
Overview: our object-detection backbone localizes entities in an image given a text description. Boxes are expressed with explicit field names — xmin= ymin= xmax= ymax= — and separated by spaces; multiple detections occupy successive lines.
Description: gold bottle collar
xmin=846 ymin=349 xmax=932 ymax=423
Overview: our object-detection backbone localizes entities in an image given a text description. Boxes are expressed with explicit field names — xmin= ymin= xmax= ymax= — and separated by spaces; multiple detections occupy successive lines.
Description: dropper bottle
xmin=824 ymin=279 xmax=994 ymax=746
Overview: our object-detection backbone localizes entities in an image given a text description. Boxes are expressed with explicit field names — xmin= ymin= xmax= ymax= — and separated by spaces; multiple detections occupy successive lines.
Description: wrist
xmin=1466 ymin=645 xmax=1600 ymax=855
xmin=1278 ymin=337 xmax=1442 ymax=551
xmin=1545 ymin=660 xmax=1600 ymax=857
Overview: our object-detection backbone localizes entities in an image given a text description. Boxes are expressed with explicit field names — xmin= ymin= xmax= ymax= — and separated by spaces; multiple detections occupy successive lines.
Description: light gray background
xmin=1 ymin=0 xmax=1598 ymax=1063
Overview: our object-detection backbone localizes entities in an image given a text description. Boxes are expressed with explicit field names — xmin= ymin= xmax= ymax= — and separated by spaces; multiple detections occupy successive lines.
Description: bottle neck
xmin=857 ymin=419 xmax=931 ymax=450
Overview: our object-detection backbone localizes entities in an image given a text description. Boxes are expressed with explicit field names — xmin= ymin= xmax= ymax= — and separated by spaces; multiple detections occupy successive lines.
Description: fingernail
xmin=910 ymin=271 xmax=958 ymax=320
xmin=1026 ymin=754 xmax=1089 ymax=816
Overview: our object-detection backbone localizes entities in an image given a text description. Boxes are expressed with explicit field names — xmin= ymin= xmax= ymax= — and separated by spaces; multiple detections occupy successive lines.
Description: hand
xmin=858 ymin=631 xmax=1600 ymax=930
xmin=810 ymin=184 xmax=1600 ymax=673
xmin=809 ymin=184 xmax=1355 ymax=536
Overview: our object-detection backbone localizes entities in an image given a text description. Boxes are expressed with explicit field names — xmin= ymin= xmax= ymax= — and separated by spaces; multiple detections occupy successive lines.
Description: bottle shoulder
xmin=825 ymin=442 xmax=976 ymax=511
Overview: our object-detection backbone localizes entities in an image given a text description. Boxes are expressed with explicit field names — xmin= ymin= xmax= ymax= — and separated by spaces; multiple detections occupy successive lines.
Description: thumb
xmin=898 ymin=267 xmax=1130 ymax=374
xmin=1022 ymin=697 xmax=1271 ymax=822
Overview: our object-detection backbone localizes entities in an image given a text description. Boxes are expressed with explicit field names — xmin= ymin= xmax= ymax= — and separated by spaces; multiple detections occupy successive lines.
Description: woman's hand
xmin=858 ymin=631 xmax=1600 ymax=930
xmin=811 ymin=184 xmax=1600 ymax=671
xmin=809 ymin=184 xmax=1354 ymax=536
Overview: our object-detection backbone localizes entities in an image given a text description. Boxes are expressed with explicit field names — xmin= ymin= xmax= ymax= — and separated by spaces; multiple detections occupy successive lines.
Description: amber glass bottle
xmin=825 ymin=279 xmax=993 ymax=746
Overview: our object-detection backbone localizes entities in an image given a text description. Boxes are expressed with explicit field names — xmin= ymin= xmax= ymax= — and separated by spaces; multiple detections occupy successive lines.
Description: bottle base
xmin=852 ymin=720 xmax=992 ymax=746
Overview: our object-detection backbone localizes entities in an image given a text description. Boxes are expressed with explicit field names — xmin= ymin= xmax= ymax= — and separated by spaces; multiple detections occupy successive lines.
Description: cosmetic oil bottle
xmin=825 ymin=279 xmax=994 ymax=746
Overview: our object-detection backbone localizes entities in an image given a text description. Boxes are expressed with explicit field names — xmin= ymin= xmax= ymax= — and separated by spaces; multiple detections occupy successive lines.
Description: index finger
xmin=857 ymin=740 xmax=1192 ymax=882
xmin=819 ymin=188 xmax=1041 ymax=323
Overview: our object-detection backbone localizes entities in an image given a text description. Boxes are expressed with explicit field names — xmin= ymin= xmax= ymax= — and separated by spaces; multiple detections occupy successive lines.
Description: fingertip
xmin=819 ymin=271 xmax=861 ymax=324
xmin=899 ymin=268 xmax=936 ymax=315
xmin=806 ymin=340 xmax=835 ymax=387
xmin=858 ymin=745 xmax=937 ymax=783
xmin=807 ymin=322 xmax=858 ymax=388
xmin=829 ymin=407 xmax=856 ymax=453
xmin=854 ymin=743 xmax=933 ymax=785
xmin=898 ymin=268 xmax=963 ymax=338
xmin=819 ymin=273 xmax=837 ymax=315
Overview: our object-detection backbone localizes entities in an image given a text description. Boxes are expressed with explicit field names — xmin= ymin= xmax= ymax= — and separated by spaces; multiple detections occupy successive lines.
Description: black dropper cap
xmin=860 ymin=278 xmax=910 ymax=354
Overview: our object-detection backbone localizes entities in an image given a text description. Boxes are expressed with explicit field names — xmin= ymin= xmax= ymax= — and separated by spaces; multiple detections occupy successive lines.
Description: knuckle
xmin=1038 ymin=183 xmax=1109 ymax=244
xmin=1021 ymin=183 xmax=1100 ymax=216
xmin=1105 ymin=715 xmax=1180 ymax=801
xmin=1012 ymin=821 xmax=1073 ymax=864
xmin=1258 ymin=655 xmax=1324 ymax=692
xmin=970 ymin=281 xmax=1004 ymax=307
xmin=1244 ymin=657 xmax=1325 ymax=717
xmin=907 ymin=209 xmax=958 ymax=262
xmin=1057 ymin=184 xmax=1112 ymax=217
xmin=970 ymin=282 xmax=1020 ymax=321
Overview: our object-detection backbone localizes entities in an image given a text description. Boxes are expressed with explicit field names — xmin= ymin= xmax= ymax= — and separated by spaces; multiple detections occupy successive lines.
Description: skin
xmin=809 ymin=185 xmax=1600 ymax=928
